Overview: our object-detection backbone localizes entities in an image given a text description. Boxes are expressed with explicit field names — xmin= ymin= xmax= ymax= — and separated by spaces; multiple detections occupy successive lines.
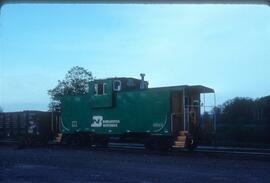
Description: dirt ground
xmin=0 ymin=146 xmax=270 ymax=183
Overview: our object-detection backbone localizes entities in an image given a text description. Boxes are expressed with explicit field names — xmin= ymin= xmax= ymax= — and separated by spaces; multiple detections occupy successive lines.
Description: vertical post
xmin=186 ymin=106 xmax=189 ymax=131
xmin=203 ymin=88 xmax=206 ymax=114
xmin=183 ymin=89 xmax=185 ymax=131
xmin=55 ymin=115 xmax=58 ymax=132
xmin=213 ymin=92 xmax=217 ymax=132
xmin=58 ymin=115 xmax=62 ymax=133
xmin=51 ymin=106 xmax=54 ymax=133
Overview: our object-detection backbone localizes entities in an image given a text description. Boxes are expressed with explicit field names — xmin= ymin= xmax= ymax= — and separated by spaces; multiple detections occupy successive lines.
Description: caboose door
xmin=171 ymin=91 xmax=184 ymax=136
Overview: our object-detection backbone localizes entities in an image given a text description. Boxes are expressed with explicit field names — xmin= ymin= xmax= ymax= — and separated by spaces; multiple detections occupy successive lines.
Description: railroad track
xmin=196 ymin=146 xmax=270 ymax=156
xmin=98 ymin=143 xmax=270 ymax=160
xmin=1 ymin=140 xmax=270 ymax=160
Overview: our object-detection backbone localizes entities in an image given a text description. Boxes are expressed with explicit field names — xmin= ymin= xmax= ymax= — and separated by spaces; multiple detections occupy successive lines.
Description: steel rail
xmin=90 ymin=143 xmax=270 ymax=160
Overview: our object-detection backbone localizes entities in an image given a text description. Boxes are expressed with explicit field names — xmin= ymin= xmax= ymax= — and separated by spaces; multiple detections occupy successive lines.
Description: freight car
xmin=60 ymin=75 xmax=215 ymax=150
xmin=0 ymin=111 xmax=60 ymax=146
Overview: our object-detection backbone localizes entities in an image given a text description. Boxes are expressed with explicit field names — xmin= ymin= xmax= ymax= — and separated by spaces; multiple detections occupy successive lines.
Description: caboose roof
xmin=186 ymin=85 xmax=215 ymax=93
xmin=149 ymin=85 xmax=214 ymax=94
xmin=93 ymin=77 xmax=140 ymax=82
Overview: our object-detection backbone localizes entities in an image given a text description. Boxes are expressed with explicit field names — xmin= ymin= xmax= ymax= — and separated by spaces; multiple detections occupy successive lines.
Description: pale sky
xmin=0 ymin=4 xmax=269 ymax=112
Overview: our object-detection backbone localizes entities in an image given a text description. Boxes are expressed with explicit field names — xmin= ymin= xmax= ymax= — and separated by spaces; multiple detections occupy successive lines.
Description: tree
xmin=255 ymin=96 xmax=270 ymax=121
xmin=221 ymin=97 xmax=254 ymax=124
xmin=48 ymin=66 xmax=93 ymax=111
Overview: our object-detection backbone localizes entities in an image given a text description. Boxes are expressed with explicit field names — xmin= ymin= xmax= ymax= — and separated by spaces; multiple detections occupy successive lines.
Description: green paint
xmin=60 ymin=77 xmax=214 ymax=137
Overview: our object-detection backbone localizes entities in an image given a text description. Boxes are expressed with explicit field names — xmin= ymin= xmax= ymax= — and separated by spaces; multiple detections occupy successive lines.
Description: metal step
xmin=174 ymin=141 xmax=185 ymax=147
xmin=177 ymin=136 xmax=186 ymax=141
xmin=173 ymin=144 xmax=185 ymax=148
xmin=54 ymin=133 xmax=62 ymax=143
xmin=179 ymin=131 xmax=188 ymax=136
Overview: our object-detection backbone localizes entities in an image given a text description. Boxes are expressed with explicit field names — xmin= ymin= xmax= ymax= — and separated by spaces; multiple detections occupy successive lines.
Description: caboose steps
xmin=174 ymin=130 xmax=187 ymax=148
xmin=53 ymin=133 xmax=63 ymax=143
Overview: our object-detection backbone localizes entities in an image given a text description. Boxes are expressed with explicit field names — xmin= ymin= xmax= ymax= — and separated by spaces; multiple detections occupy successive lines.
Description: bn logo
xmin=91 ymin=116 xmax=103 ymax=127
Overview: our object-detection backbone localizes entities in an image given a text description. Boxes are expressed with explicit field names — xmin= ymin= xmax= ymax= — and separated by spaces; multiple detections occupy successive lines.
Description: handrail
xmin=60 ymin=117 xmax=70 ymax=132
xmin=153 ymin=114 xmax=168 ymax=133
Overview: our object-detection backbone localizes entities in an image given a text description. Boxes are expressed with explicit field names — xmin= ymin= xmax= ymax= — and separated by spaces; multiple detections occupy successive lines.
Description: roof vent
xmin=140 ymin=73 xmax=145 ymax=89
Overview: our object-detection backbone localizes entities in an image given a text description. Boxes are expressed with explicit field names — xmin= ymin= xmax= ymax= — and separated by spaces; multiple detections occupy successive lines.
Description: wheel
xmin=157 ymin=138 xmax=172 ymax=152
xmin=185 ymin=136 xmax=197 ymax=151
xmin=144 ymin=136 xmax=172 ymax=152
xmin=17 ymin=136 xmax=28 ymax=149
xmin=99 ymin=136 xmax=109 ymax=147
xmin=144 ymin=137 xmax=155 ymax=151
xmin=93 ymin=136 xmax=109 ymax=147
xmin=61 ymin=134 xmax=73 ymax=146
xmin=144 ymin=141 xmax=154 ymax=151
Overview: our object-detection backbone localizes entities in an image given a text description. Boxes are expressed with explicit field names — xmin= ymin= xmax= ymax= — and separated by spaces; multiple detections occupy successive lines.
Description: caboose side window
xmin=113 ymin=80 xmax=121 ymax=91
xmin=94 ymin=83 xmax=105 ymax=95
xmin=103 ymin=83 xmax=107 ymax=94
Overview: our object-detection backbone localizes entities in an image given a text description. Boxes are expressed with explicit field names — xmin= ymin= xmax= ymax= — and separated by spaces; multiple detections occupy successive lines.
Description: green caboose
xmin=60 ymin=75 xmax=214 ymax=150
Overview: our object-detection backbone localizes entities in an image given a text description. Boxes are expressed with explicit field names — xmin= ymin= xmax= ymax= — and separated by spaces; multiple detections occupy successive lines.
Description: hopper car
xmin=0 ymin=111 xmax=60 ymax=146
